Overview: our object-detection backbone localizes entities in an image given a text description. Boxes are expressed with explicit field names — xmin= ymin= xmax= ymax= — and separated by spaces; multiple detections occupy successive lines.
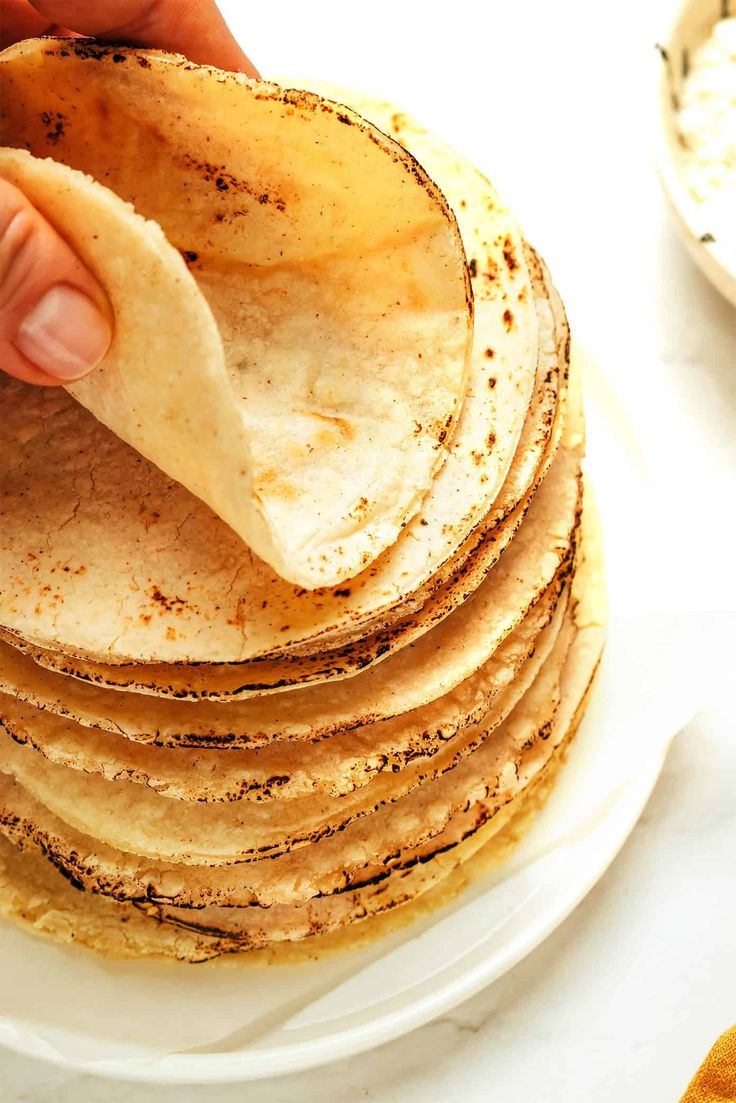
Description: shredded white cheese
xmin=677 ymin=18 xmax=736 ymax=256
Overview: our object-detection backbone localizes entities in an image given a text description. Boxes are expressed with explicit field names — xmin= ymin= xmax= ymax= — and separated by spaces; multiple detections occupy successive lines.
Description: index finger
xmin=8 ymin=0 xmax=259 ymax=74
xmin=0 ymin=0 xmax=62 ymax=48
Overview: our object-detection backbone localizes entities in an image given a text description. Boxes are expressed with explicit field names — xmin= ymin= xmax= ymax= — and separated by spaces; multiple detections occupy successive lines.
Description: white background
xmin=3 ymin=0 xmax=736 ymax=1099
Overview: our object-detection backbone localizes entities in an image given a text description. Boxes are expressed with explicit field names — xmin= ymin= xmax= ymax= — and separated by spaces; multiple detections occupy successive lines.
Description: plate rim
xmin=0 ymin=725 xmax=676 ymax=1085
xmin=654 ymin=0 xmax=736 ymax=308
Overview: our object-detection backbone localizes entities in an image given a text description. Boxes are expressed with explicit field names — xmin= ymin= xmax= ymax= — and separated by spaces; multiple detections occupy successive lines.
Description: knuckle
xmin=0 ymin=179 xmax=29 ymax=236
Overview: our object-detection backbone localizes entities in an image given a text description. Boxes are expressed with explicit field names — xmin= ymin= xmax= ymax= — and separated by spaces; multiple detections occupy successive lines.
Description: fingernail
xmin=15 ymin=285 xmax=112 ymax=381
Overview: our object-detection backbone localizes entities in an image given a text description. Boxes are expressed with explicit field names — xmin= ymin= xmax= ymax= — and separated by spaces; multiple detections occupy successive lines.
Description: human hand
xmin=0 ymin=0 xmax=258 ymax=384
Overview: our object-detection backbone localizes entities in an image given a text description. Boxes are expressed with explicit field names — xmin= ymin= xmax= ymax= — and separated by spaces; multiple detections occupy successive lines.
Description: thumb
xmin=0 ymin=177 xmax=112 ymax=386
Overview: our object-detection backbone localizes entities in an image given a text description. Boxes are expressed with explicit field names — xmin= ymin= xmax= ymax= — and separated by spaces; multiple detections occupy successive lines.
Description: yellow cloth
xmin=681 ymin=1027 xmax=736 ymax=1102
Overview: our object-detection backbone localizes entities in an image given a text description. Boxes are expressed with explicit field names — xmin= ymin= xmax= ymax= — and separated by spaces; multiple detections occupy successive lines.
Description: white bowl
xmin=655 ymin=0 xmax=736 ymax=307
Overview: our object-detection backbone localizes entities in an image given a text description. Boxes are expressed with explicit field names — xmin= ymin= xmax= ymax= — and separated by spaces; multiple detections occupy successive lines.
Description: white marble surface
xmin=2 ymin=0 xmax=736 ymax=1098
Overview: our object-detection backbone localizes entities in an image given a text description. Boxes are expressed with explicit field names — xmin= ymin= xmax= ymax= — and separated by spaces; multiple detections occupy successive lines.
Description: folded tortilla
xmin=0 ymin=40 xmax=476 ymax=589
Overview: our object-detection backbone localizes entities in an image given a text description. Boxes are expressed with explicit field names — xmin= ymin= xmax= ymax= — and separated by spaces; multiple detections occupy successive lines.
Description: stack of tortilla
xmin=0 ymin=41 xmax=606 ymax=963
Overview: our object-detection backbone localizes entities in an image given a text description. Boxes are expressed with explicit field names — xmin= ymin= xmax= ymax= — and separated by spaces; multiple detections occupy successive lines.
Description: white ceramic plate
xmin=0 ymin=355 xmax=710 ymax=1084
xmin=655 ymin=0 xmax=736 ymax=308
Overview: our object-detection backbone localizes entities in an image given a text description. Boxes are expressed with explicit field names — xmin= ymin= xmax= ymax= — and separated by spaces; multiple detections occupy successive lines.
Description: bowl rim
xmin=654 ymin=0 xmax=736 ymax=304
